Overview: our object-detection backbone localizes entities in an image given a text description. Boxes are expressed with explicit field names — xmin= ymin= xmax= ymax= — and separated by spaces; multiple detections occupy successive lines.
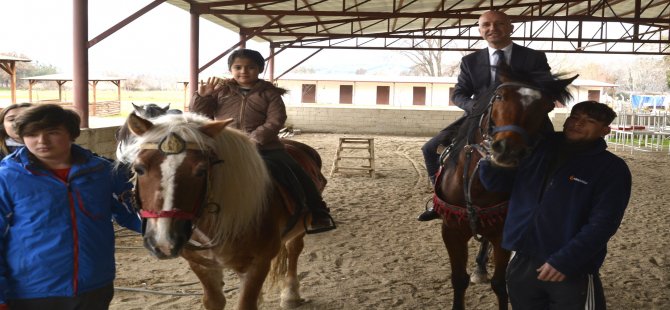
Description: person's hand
xmin=536 ymin=262 xmax=566 ymax=282
xmin=198 ymin=77 xmax=222 ymax=97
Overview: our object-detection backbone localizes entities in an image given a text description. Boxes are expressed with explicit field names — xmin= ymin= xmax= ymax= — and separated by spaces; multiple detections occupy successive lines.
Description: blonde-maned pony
xmin=118 ymin=112 xmax=319 ymax=310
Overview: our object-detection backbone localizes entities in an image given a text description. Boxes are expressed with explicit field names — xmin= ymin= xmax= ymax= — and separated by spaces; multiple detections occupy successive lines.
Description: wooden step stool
xmin=329 ymin=137 xmax=375 ymax=178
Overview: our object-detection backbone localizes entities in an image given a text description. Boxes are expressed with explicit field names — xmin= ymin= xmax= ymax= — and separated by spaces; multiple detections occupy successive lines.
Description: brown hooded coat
xmin=190 ymin=79 xmax=288 ymax=150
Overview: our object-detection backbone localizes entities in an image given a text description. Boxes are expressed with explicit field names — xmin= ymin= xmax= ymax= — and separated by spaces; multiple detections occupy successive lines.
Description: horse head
xmin=132 ymin=102 xmax=171 ymax=118
xmin=485 ymin=64 xmax=577 ymax=167
xmin=125 ymin=113 xmax=232 ymax=259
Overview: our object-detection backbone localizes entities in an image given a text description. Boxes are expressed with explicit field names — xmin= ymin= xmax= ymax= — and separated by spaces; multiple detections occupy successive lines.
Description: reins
xmin=458 ymin=82 xmax=537 ymax=241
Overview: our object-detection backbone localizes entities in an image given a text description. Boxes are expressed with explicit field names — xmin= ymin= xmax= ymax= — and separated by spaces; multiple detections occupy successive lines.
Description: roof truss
xmin=165 ymin=0 xmax=670 ymax=55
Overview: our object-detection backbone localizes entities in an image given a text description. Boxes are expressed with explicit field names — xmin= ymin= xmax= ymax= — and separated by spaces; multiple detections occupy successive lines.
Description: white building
xmin=275 ymin=73 xmax=617 ymax=108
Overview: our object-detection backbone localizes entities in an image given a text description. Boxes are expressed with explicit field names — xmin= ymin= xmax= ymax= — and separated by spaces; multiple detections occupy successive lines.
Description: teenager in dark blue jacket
xmin=0 ymin=104 xmax=141 ymax=310
xmin=479 ymin=101 xmax=631 ymax=310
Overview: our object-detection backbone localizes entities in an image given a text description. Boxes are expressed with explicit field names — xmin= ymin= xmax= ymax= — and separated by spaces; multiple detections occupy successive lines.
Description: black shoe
xmin=305 ymin=210 xmax=337 ymax=234
xmin=417 ymin=208 xmax=440 ymax=221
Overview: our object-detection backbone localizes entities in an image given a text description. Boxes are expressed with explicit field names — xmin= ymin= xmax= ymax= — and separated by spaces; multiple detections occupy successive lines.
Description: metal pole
xmin=188 ymin=10 xmax=199 ymax=112
xmin=73 ymin=0 xmax=89 ymax=128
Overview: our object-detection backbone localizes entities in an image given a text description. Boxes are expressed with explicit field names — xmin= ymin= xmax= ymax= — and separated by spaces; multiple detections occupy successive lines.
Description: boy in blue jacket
xmin=0 ymin=104 xmax=141 ymax=310
xmin=479 ymin=101 xmax=631 ymax=310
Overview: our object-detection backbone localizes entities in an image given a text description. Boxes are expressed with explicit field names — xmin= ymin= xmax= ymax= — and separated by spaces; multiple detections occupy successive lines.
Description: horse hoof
xmin=281 ymin=297 xmax=306 ymax=309
xmin=470 ymin=271 xmax=489 ymax=284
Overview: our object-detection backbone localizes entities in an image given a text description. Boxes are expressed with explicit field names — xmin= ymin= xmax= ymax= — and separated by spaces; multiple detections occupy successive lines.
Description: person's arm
xmin=0 ymin=185 xmax=11 ymax=306
xmin=478 ymin=158 xmax=517 ymax=193
xmin=451 ymin=60 xmax=477 ymax=113
xmin=110 ymin=165 xmax=142 ymax=233
xmin=532 ymin=50 xmax=551 ymax=73
xmin=190 ymin=77 xmax=222 ymax=119
xmin=546 ymin=159 xmax=632 ymax=276
xmin=249 ymin=90 xmax=287 ymax=146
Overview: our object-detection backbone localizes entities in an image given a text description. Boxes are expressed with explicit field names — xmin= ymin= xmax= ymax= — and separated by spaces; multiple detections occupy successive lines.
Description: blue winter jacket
xmin=479 ymin=133 xmax=631 ymax=276
xmin=0 ymin=145 xmax=142 ymax=303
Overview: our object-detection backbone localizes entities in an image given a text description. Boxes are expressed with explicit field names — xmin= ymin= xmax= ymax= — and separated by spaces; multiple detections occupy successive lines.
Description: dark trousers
xmin=7 ymin=283 xmax=114 ymax=310
xmin=422 ymin=116 xmax=465 ymax=183
xmin=506 ymin=253 xmax=606 ymax=310
xmin=260 ymin=149 xmax=325 ymax=213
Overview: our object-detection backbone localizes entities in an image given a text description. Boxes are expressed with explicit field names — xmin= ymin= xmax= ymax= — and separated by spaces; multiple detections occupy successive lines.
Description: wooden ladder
xmin=329 ymin=137 xmax=375 ymax=178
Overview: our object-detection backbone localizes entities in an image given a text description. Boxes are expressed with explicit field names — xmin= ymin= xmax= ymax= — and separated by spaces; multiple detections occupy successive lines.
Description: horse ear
xmin=127 ymin=113 xmax=154 ymax=137
xmin=132 ymin=102 xmax=143 ymax=113
xmin=199 ymin=118 xmax=234 ymax=138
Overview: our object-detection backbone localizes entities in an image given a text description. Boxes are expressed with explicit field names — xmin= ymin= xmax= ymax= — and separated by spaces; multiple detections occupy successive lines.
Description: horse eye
xmin=194 ymin=164 xmax=208 ymax=177
xmin=134 ymin=164 xmax=146 ymax=176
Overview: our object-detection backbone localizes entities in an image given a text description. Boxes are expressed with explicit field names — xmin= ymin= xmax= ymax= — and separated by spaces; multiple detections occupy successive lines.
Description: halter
xmin=133 ymin=132 xmax=221 ymax=220
xmin=459 ymin=82 xmax=539 ymax=241
xmin=484 ymin=81 xmax=542 ymax=145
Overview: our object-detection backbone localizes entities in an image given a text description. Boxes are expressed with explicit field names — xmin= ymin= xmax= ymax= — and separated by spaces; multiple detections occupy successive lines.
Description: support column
xmin=9 ymin=63 xmax=17 ymax=104
xmin=268 ymin=45 xmax=275 ymax=82
xmin=239 ymin=31 xmax=246 ymax=49
xmin=188 ymin=10 xmax=199 ymax=112
xmin=73 ymin=0 xmax=89 ymax=127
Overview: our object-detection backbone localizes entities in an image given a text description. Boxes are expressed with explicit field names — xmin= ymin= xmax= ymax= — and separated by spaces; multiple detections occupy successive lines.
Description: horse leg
xmin=441 ymin=224 xmax=471 ymax=310
xmin=471 ymin=239 xmax=491 ymax=284
xmin=188 ymin=261 xmax=225 ymax=310
xmin=237 ymin=259 xmax=272 ymax=310
xmin=489 ymin=237 xmax=511 ymax=310
xmin=280 ymin=234 xmax=306 ymax=308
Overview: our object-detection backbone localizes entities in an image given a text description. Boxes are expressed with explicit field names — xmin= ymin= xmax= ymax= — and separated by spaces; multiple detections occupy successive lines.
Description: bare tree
xmin=401 ymin=39 xmax=461 ymax=77
xmin=0 ymin=52 xmax=58 ymax=88
xmin=614 ymin=57 xmax=669 ymax=93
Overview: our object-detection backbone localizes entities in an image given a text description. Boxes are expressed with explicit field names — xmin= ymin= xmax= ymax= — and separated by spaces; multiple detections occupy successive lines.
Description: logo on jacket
xmin=569 ymin=175 xmax=589 ymax=185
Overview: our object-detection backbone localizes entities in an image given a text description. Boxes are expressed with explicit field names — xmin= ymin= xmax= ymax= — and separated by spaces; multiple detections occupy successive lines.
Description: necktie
xmin=494 ymin=49 xmax=505 ymax=85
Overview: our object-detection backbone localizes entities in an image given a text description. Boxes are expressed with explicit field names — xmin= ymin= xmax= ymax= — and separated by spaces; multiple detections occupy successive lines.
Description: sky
xmin=1 ymin=0 xmax=413 ymax=79
xmin=1 ymin=0 xmax=648 ymax=81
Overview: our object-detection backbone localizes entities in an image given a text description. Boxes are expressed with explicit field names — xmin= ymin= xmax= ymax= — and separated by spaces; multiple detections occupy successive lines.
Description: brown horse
xmin=433 ymin=67 xmax=576 ymax=310
xmin=117 ymin=112 xmax=326 ymax=310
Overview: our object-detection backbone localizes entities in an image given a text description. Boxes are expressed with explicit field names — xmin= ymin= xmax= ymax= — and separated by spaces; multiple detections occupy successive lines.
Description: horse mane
xmin=118 ymin=113 xmax=272 ymax=244
xmin=446 ymin=65 xmax=577 ymax=168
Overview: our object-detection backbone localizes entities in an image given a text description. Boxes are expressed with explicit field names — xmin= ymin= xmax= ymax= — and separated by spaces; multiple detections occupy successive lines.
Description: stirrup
xmin=304 ymin=211 xmax=337 ymax=235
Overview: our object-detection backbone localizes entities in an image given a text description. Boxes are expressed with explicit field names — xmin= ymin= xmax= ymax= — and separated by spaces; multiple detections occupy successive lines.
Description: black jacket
xmin=452 ymin=44 xmax=551 ymax=113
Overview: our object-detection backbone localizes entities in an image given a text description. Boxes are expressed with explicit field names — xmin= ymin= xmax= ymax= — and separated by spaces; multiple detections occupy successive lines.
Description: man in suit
xmin=418 ymin=10 xmax=552 ymax=221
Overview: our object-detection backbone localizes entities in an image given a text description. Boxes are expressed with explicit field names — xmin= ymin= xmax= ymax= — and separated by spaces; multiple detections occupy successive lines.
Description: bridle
xmin=461 ymin=81 xmax=541 ymax=241
xmin=131 ymin=132 xmax=222 ymax=221
xmin=481 ymin=81 xmax=543 ymax=145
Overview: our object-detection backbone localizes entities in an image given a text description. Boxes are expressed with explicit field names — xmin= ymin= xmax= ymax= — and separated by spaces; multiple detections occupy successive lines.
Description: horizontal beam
xmin=200 ymin=10 xmax=669 ymax=24
xmin=276 ymin=44 xmax=670 ymax=55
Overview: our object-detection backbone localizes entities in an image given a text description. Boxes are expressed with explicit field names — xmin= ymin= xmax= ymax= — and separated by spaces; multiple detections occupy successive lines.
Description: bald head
xmin=478 ymin=10 xmax=514 ymax=49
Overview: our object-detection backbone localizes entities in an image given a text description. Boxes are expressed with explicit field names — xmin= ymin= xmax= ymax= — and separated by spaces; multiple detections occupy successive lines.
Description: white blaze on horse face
xmin=516 ymin=88 xmax=542 ymax=108
xmin=153 ymin=153 xmax=187 ymax=246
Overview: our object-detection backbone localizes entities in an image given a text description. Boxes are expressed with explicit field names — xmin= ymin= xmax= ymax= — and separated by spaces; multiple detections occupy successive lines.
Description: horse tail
xmin=268 ymin=243 xmax=289 ymax=288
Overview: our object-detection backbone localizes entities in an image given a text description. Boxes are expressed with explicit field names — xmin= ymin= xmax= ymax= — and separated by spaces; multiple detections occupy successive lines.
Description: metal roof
xmin=166 ymin=0 xmax=670 ymax=55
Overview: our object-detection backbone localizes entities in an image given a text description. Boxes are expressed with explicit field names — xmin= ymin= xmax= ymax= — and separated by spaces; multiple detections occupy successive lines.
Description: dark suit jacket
xmin=451 ymin=43 xmax=551 ymax=113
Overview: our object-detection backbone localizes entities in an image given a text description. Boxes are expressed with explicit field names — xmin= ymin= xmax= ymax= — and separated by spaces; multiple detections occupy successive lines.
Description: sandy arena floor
xmin=110 ymin=133 xmax=670 ymax=310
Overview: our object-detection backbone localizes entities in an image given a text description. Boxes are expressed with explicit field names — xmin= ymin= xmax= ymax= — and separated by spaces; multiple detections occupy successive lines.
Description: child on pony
xmin=190 ymin=48 xmax=336 ymax=234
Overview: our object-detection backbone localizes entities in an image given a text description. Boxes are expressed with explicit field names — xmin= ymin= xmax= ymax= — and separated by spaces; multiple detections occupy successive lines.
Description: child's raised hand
xmin=198 ymin=77 xmax=222 ymax=97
